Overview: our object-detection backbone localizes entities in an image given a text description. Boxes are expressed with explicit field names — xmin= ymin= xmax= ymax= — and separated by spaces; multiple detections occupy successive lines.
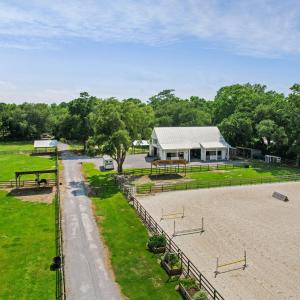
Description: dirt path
xmin=60 ymin=144 xmax=122 ymax=300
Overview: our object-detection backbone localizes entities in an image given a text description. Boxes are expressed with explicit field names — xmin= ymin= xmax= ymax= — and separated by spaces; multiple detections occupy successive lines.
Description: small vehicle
xmin=103 ymin=159 xmax=114 ymax=170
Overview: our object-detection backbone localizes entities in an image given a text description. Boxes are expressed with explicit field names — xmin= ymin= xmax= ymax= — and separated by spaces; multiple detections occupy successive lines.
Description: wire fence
xmin=136 ymin=174 xmax=300 ymax=194
xmin=110 ymin=176 xmax=225 ymax=300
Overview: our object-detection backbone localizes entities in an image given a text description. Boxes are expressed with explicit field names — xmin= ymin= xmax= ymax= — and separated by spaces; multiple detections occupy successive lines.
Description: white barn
xmin=149 ymin=127 xmax=231 ymax=162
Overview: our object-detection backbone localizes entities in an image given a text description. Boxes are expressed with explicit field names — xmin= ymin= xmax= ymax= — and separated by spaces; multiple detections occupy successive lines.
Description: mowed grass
xmin=83 ymin=163 xmax=180 ymax=300
xmin=0 ymin=191 xmax=55 ymax=299
xmin=0 ymin=141 xmax=34 ymax=151
xmin=187 ymin=165 xmax=300 ymax=181
xmin=0 ymin=154 xmax=56 ymax=180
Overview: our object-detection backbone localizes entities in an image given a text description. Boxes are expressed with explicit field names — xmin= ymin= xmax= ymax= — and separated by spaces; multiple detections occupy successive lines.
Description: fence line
xmin=55 ymin=153 xmax=66 ymax=300
xmin=0 ymin=179 xmax=57 ymax=188
xmin=113 ymin=176 xmax=224 ymax=300
xmin=136 ymin=174 xmax=300 ymax=194
xmin=123 ymin=163 xmax=241 ymax=176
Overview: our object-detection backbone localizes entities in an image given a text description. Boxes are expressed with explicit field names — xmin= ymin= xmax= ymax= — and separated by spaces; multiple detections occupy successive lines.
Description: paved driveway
xmin=60 ymin=145 xmax=122 ymax=300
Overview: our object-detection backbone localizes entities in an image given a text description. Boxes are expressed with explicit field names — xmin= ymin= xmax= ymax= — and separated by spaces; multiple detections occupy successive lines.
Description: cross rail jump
xmin=161 ymin=206 xmax=185 ymax=220
xmin=172 ymin=217 xmax=204 ymax=237
xmin=214 ymin=250 xmax=247 ymax=277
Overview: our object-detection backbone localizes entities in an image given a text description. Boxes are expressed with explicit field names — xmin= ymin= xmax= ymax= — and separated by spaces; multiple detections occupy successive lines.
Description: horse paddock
xmin=138 ymin=182 xmax=300 ymax=300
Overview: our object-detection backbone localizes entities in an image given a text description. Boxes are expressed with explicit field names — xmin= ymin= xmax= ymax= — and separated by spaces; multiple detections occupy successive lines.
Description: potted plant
xmin=179 ymin=277 xmax=208 ymax=300
xmin=160 ymin=251 xmax=182 ymax=276
xmin=147 ymin=234 xmax=167 ymax=253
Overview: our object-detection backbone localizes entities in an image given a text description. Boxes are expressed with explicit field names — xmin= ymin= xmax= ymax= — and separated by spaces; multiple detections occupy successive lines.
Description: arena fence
xmin=112 ymin=175 xmax=225 ymax=300
xmin=136 ymin=174 xmax=300 ymax=194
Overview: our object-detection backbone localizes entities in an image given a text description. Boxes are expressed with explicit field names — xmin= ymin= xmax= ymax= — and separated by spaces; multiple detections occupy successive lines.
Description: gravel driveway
xmin=60 ymin=145 xmax=122 ymax=300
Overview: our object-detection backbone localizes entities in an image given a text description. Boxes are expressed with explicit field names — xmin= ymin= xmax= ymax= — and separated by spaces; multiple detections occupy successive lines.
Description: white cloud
xmin=0 ymin=0 xmax=300 ymax=56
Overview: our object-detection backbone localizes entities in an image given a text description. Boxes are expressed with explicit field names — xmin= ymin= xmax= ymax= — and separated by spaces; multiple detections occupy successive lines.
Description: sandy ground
xmin=138 ymin=182 xmax=300 ymax=300
xmin=6 ymin=186 xmax=55 ymax=203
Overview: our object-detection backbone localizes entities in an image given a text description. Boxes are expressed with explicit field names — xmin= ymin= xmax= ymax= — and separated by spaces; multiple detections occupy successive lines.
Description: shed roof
xmin=34 ymin=139 xmax=58 ymax=148
xmin=153 ymin=127 xmax=230 ymax=150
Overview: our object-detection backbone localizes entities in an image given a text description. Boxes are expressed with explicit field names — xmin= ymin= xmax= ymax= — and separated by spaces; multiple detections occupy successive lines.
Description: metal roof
xmin=153 ymin=127 xmax=230 ymax=150
xmin=34 ymin=139 xmax=58 ymax=148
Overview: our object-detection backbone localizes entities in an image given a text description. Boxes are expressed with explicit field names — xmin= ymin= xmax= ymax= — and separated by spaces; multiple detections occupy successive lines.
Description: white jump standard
xmin=172 ymin=217 xmax=204 ymax=237
xmin=161 ymin=206 xmax=185 ymax=220
xmin=214 ymin=250 xmax=247 ymax=277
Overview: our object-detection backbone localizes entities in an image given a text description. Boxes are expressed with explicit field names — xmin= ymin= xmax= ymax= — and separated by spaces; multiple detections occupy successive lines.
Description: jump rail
xmin=173 ymin=218 xmax=204 ymax=237
xmin=114 ymin=176 xmax=225 ymax=300
xmin=215 ymin=250 xmax=247 ymax=277
xmin=161 ymin=206 xmax=185 ymax=220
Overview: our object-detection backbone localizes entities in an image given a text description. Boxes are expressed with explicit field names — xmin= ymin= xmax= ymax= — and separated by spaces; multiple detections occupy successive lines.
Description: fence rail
xmin=123 ymin=163 xmax=243 ymax=176
xmin=0 ymin=179 xmax=57 ymax=188
xmin=55 ymin=153 xmax=66 ymax=300
xmin=113 ymin=176 xmax=224 ymax=300
xmin=136 ymin=174 xmax=300 ymax=194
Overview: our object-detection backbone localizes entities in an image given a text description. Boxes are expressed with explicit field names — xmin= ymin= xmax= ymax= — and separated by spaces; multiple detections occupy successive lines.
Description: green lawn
xmin=134 ymin=164 xmax=300 ymax=192
xmin=0 ymin=191 xmax=56 ymax=299
xmin=0 ymin=141 xmax=34 ymax=152
xmin=0 ymin=154 xmax=56 ymax=180
xmin=187 ymin=165 xmax=300 ymax=181
xmin=83 ymin=163 xmax=180 ymax=300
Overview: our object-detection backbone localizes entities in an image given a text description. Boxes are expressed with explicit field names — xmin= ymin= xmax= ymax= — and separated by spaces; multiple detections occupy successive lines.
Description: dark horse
xmin=35 ymin=178 xmax=48 ymax=186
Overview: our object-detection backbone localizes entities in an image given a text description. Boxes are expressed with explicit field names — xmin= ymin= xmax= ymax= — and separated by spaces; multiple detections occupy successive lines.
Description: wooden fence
xmin=113 ymin=176 xmax=225 ymax=300
xmin=0 ymin=179 xmax=57 ymax=188
xmin=123 ymin=163 xmax=242 ymax=176
xmin=55 ymin=153 xmax=66 ymax=300
xmin=136 ymin=174 xmax=300 ymax=194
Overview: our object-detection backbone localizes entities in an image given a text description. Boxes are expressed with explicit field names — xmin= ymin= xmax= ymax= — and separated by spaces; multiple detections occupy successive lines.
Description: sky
xmin=1 ymin=0 xmax=300 ymax=103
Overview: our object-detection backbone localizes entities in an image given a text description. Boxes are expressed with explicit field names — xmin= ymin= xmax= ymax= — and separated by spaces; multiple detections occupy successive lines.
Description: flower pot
xmin=179 ymin=282 xmax=200 ymax=300
xmin=161 ymin=260 xmax=182 ymax=276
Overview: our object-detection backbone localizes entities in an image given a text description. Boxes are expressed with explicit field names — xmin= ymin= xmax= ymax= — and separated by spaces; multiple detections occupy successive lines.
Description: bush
xmin=244 ymin=164 xmax=250 ymax=168
xmin=162 ymin=252 xmax=181 ymax=269
xmin=192 ymin=290 xmax=208 ymax=300
xmin=147 ymin=234 xmax=166 ymax=250
xmin=179 ymin=277 xmax=198 ymax=290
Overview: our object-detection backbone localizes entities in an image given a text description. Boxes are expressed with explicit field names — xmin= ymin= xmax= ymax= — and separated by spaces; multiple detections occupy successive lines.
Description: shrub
xmin=192 ymin=290 xmax=208 ymax=300
xmin=180 ymin=277 xmax=198 ymax=290
xmin=244 ymin=164 xmax=250 ymax=168
xmin=147 ymin=234 xmax=166 ymax=250
xmin=162 ymin=252 xmax=181 ymax=269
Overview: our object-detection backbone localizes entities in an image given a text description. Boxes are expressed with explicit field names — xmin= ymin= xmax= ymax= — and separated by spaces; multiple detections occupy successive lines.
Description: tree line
xmin=1 ymin=84 xmax=300 ymax=170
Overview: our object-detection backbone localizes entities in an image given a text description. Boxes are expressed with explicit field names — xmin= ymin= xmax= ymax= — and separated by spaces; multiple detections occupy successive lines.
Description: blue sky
xmin=1 ymin=0 xmax=300 ymax=103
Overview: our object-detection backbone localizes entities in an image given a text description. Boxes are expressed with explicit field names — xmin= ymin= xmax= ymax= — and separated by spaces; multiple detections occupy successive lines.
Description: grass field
xmin=134 ymin=164 xmax=300 ymax=191
xmin=83 ymin=163 xmax=181 ymax=300
xmin=0 ymin=191 xmax=56 ymax=299
xmin=0 ymin=141 xmax=34 ymax=152
xmin=0 ymin=154 xmax=56 ymax=181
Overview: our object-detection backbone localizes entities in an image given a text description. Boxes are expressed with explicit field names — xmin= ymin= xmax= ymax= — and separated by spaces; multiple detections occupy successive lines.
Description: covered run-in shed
xmin=15 ymin=169 xmax=58 ymax=187
xmin=149 ymin=127 xmax=231 ymax=162
xmin=33 ymin=139 xmax=58 ymax=154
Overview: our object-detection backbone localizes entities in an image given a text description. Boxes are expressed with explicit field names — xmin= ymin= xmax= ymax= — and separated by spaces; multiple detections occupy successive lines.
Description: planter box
xmin=148 ymin=245 xmax=166 ymax=254
xmin=179 ymin=282 xmax=200 ymax=300
xmin=161 ymin=260 xmax=182 ymax=276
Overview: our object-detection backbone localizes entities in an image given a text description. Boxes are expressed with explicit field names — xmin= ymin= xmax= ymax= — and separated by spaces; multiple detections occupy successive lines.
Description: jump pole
xmin=172 ymin=217 xmax=204 ymax=237
xmin=215 ymin=250 xmax=247 ymax=277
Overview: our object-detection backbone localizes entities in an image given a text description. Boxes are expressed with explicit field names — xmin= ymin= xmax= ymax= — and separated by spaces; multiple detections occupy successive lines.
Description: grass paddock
xmin=0 ymin=191 xmax=56 ymax=299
